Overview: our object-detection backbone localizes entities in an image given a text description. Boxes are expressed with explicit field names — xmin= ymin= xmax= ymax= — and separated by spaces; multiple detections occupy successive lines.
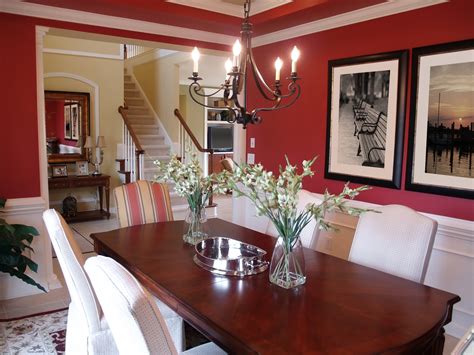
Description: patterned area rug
xmin=0 ymin=309 xmax=68 ymax=354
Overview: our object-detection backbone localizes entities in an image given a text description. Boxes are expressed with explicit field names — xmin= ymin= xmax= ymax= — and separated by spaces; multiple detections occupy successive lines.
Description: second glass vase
xmin=269 ymin=235 xmax=306 ymax=289
xmin=183 ymin=207 xmax=208 ymax=245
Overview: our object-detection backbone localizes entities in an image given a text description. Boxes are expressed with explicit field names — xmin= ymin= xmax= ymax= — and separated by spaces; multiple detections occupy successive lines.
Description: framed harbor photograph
xmin=406 ymin=39 xmax=474 ymax=199
xmin=325 ymin=50 xmax=408 ymax=189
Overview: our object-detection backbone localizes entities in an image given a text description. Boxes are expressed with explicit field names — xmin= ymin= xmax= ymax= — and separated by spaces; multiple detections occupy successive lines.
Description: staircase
xmin=120 ymin=68 xmax=187 ymax=213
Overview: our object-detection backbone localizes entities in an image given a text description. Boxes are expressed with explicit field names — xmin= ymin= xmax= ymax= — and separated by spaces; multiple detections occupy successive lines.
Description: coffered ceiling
xmin=22 ymin=0 xmax=387 ymax=35
xmin=2 ymin=0 xmax=447 ymax=46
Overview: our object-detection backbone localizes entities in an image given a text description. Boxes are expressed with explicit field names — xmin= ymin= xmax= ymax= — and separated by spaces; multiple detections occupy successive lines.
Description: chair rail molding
xmin=233 ymin=193 xmax=473 ymax=339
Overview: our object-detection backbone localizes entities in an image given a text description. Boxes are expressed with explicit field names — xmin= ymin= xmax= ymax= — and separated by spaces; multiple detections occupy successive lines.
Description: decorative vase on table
xmin=183 ymin=205 xmax=208 ymax=245
xmin=153 ymin=154 xmax=227 ymax=245
xmin=220 ymin=156 xmax=370 ymax=290
xmin=269 ymin=235 xmax=306 ymax=289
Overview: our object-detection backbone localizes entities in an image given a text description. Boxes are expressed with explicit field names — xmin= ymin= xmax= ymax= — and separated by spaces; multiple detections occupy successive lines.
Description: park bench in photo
xmin=356 ymin=110 xmax=387 ymax=167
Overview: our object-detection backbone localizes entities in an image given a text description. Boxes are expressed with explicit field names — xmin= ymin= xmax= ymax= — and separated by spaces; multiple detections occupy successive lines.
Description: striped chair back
xmin=114 ymin=180 xmax=173 ymax=228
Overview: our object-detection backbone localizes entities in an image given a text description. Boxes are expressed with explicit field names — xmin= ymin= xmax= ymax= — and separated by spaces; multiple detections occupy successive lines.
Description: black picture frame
xmin=405 ymin=39 xmax=474 ymax=199
xmin=325 ymin=50 xmax=408 ymax=189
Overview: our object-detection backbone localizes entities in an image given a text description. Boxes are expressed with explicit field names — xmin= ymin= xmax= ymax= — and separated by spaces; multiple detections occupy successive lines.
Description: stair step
xmin=127 ymin=114 xmax=154 ymax=119
xmin=134 ymin=128 xmax=161 ymax=135
xmin=128 ymin=119 xmax=156 ymax=126
xmin=124 ymin=82 xmax=136 ymax=90
xmin=145 ymin=147 xmax=170 ymax=157
xmin=124 ymin=89 xmax=141 ymax=98
xmin=130 ymin=123 xmax=157 ymax=129
xmin=124 ymin=74 xmax=132 ymax=82
xmin=138 ymin=135 xmax=165 ymax=145
xmin=125 ymin=97 xmax=145 ymax=105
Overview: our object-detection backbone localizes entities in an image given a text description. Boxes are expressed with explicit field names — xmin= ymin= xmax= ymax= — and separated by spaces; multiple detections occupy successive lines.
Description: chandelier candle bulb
xmin=232 ymin=40 xmax=242 ymax=67
xmin=275 ymin=57 xmax=283 ymax=81
xmin=225 ymin=58 xmax=233 ymax=78
xmin=291 ymin=46 xmax=300 ymax=74
xmin=191 ymin=47 xmax=200 ymax=73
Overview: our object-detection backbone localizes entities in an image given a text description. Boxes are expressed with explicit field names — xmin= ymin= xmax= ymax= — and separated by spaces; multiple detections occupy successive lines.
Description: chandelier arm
xmin=248 ymin=50 xmax=280 ymax=101
xmin=250 ymin=84 xmax=301 ymax=118
xmin=188 ymin=83 xmax=227 ymax=110
xmin=272 ymin=81 xmax=300 ymax=100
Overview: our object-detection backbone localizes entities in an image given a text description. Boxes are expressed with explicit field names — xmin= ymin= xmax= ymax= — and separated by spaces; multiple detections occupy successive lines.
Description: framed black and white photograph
xmin=64 ymin=105 xmax=71 ymax=140
xmin=406 ymin=39 xmax=474 ymax=199
xmin=76 ymin=160 xmax=89 ymax=176
xmin=325 ymin=50 xmax=408 ymax=189
xmin=51 ymin=164 xmax=68 ymax=178
xmin=71 ymin=103 xmax=79 ymax=141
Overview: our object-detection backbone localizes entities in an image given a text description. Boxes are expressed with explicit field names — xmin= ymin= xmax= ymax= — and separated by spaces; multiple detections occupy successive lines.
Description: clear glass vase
xmin=183 ymin=207 xmax=208 ymax=245
xmin=269 ymin=236 xmax=306 ymax=289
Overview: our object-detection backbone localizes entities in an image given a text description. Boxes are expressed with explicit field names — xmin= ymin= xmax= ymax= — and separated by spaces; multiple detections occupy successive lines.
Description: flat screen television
xmin=207 ymin=125 xmax=233 ymax=152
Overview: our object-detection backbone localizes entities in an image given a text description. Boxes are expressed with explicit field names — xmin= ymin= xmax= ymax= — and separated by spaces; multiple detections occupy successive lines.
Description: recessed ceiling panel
xmin=166 ymin=0 xmax=293 ymax=17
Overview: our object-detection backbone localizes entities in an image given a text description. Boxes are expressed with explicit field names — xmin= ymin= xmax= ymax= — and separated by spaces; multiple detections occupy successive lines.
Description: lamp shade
xmin=84 ymin=136 xmax=94 ymax=148
xmin=96 ymin=136 xmax=106 ymax=148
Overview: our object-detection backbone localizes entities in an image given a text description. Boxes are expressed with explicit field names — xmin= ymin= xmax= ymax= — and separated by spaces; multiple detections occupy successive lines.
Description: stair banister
xmin=174 ymin=109 xmax=216 ymax=206
xmin=118 ymin=105 xmax=145 ymax=181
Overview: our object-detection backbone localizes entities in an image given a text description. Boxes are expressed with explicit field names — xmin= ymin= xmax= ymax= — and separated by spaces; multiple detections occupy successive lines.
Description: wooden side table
xmin=48 ymin=174 xmax=111 ymax=222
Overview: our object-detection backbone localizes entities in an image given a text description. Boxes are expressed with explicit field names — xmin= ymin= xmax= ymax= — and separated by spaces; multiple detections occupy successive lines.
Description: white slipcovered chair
xmin=43 ymin=209 xmax=117 ymax=354
xmin=84 ymin=255 xmax=226 ymax=355
xmin=43 ymin=209 xmax=184 ymax=353
xmin=348 ymin=204 xmax=437 ymax=283
xmin=265 ymin=189 xmax=322 ymax=249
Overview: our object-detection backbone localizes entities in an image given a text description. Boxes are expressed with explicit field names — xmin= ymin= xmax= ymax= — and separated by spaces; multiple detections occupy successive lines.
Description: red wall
xmin=247 ymin=0 xmax=474 ymax=220
xmin=0 ymin=12 xmax=227 ymax=199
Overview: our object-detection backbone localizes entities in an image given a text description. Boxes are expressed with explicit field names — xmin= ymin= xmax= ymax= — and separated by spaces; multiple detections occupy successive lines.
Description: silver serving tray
xmin=194 ymin=237 xmax=269 ymax=276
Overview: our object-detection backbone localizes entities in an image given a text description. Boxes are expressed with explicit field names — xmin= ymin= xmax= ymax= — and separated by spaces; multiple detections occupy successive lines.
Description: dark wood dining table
xmin=91 ymin=218 xmax=460 ymax=354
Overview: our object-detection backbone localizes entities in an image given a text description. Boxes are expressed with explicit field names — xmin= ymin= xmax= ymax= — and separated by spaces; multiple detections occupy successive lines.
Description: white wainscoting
xmin=0 ymin=197 xmax=61 ymax=300
xmin=232 ymin=193 xmax=473 ymax=338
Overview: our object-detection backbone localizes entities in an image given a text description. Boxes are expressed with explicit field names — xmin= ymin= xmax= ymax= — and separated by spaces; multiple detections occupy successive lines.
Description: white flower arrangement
xmin=219 ymin=156 xmax=369 ymax=247
xmin=154 ymin=155 xmax=227 ymax=213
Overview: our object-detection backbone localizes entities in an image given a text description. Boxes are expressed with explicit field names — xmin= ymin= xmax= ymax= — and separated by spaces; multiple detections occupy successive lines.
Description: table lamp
xmin=84 ymin=135 xmax=106 ymax=176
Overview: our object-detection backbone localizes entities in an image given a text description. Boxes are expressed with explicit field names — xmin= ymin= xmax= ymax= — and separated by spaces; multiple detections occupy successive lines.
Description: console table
xmin=48 ymin=175 xmax=111 ymax=223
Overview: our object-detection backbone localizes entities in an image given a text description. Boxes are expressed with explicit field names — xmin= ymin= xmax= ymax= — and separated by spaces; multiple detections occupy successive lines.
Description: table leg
xmin=105 ymin=184 xmax=110 ymax=219
xmin=98 ymin=186 xmax=104 ymax=214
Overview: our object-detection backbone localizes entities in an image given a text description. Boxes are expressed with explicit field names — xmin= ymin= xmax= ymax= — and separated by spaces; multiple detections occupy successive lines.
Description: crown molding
xmin=252 ymin=0 xmax=448 ymax=47
xmin=1 ymin=0 xmax=447 ymax=48
xmin=166 ymin=0 xmax=292 ymax=18
xmin=0 ymin=0 xmax=235 ymax=46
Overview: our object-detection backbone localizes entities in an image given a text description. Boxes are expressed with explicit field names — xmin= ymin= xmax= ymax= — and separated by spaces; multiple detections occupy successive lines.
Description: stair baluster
xmin=119 ymin=106 xmax=145 ymax=182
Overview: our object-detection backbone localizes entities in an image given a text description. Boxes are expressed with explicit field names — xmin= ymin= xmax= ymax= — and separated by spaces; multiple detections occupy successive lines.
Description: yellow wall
xmin=44 ymin=35 xmax=122 ymax=56
xmin=133 ymin=53 xmax=190 ymax=144
xmin=44 ymin=42 xmax=124 ymax=210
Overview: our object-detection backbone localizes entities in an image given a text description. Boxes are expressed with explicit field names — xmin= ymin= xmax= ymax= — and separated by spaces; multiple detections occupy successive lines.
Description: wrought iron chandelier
xmin=188 ymin=0 xmax=301 ymax=128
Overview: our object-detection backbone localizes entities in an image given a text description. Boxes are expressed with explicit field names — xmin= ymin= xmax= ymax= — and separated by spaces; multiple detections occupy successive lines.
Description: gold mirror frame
xmin=45 ymin=91 xmax=90 ymax=163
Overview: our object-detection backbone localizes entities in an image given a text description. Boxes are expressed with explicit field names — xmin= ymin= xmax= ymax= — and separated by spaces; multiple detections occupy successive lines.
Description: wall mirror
xmin=45 ymin=91 xmax=90 ymax=163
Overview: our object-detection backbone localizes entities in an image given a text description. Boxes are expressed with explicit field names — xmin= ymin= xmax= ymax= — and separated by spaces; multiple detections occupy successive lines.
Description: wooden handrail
xmin=174 ymin=109 xmax=214 ymax=154
xmin=174 ymin=108 xmax=216 ymax=207
xmin=119 ymin=106 xmax=145 ymax=154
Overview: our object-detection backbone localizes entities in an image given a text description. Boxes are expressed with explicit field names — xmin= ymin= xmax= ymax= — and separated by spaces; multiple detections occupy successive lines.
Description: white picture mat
xmin=329 ymin=59 xmax=400 ymax=180
xmin=412 ymin=49 xmax=474 ymax=191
